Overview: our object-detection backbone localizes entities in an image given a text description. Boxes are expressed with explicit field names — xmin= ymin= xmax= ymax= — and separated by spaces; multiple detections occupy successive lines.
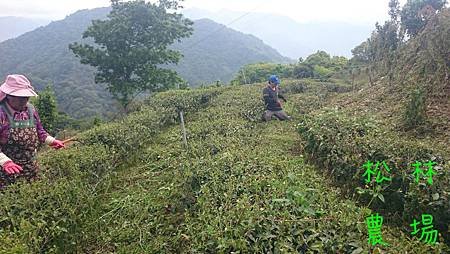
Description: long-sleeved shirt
xmin=263 ymin=85 xmax=286 ymax=111
xmin=0 ymin=102 xmax=50 ymax=146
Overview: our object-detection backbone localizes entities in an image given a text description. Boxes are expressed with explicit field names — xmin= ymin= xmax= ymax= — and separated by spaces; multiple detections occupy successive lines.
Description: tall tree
xmin=400 ymin=0 xmax=447 ymax=37
xmin=351 ymin=41 xmax=372 ymax=64
xmin=389 ymin=0 xmax=401 ymax=21
xmin=69 ymin=0 xmax=193 ymax=110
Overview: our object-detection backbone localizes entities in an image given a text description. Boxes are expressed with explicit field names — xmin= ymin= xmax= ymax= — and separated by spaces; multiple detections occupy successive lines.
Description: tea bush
xmin=0 ymin=82 xmax=447 ymax=252
xmin=0 ymin=173 xmax=97 ymax=253
xmin=78 ymin=88 xmax=223 ymax=161
xmin=0 ymin=87 xmax=223 ymax=253
xmin=297 ymin=109 xmax=450 ymax=241
xmin=404 ymin=88 xmax=427 ymax=130
xmin=95 ymin=84 xmax=442 ymax=253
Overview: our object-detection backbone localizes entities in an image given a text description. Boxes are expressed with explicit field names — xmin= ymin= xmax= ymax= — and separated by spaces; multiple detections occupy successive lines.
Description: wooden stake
xmin=242 ymin=69 xmax=248 ymax=84
xmin=179 ymin=110 xmax=187 ymax=148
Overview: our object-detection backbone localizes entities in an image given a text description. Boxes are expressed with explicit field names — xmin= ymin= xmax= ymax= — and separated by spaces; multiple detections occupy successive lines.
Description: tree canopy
xmin=400 ymin=0 xmax=447 ymax=37
xmin=231 ymin=51 xmax=349 ymax=85
xmin=69 ymin=0 xmax=193 ymax=110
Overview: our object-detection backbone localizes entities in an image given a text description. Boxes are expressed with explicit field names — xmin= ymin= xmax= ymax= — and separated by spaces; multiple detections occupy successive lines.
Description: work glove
xmin=2 ymin=161 xmax=23 ymax=175
xmin=50 ymin=139 xmax=65 ymax=149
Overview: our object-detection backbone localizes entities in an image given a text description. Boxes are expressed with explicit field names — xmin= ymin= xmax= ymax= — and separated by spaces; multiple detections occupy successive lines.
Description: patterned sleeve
xmin=0 ymin=109 xmax=9 ymax=146
xmin=33 ymin=108 xmax=50 ymax=143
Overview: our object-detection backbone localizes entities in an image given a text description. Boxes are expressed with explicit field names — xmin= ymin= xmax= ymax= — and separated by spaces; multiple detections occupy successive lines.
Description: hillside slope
xmin=295 ymin=8 xmax=450 ymax=247
xmin=0 ymin=81 xmax=447 ymax=253
xmin=0 ymin=8 xmax=288 ymax=118
xmin=173 ymin=18 xmax=291 ymax=85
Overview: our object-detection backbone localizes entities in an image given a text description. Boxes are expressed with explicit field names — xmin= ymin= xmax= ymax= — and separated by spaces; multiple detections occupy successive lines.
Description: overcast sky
xmin=0 ymin=0 xmax=408 ymax=24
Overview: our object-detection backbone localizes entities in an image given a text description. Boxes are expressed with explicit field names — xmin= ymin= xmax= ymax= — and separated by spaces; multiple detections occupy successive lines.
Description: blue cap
xmin=269 ymin=75 xmax=280 ymax=85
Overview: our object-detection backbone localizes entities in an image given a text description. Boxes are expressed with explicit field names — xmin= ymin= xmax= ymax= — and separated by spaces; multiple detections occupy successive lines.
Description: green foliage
xmin=393 ymin=8 xmax=450 ymax=96
xmin=32 ymin=86 xmax=93 ymax=135
xmin=389 ymin=0 xmax=401 ymax=21
xmin=350 ymin=19 xmax=400 ymax=79
xmin=404 ymin=88 xmax=427 ymax=129
xmin=69 ymin=0 xmax=193 ymax=110
xmin=303 ymin=51 xmax=348 ymax=80
xmin=78 ymin=87 xmax=222 ymax=162
xmin=401 ymin=0 xmax=447 ymax=37
xmin=0 ymin=86 xmax=222 ymax=253
xmin=292 ymin=63 xmax=314 ymax=79
xmin=231 ymin=62 xmax=293 ymax=85
xmin=351 ymin=41 xmax=372 ymax=65
xmin=313 ymin=65 xmax=334 ymax=79
xmin=0 ymin=8 xmax=117 ymax=119
xmin=32 ymin=85 xmax=58 ymax=135
xmin=0 ymin=176 xmax=97 ymax=253
xmin=304 ymin=50 xmax=332 ymax=67
xmin=231 ymin=51 xmax=348 ymax=85
xmin=351 ymin=3 xmax=449 ymax=90
xmin=303 ymin=51 xmax=348 ymax=71
xmin=297 ymin=109 xmax=450 ymax=243
xmin=0 ymin=82 xmax=447 ymax=252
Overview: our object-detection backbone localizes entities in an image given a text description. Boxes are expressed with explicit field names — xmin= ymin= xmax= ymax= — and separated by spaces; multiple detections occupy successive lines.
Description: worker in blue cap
xmin=262 ymin=75 xmax=291 ymax=121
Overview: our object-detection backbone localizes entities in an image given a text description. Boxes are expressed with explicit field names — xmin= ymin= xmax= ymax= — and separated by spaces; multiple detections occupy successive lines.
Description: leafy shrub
xmin=297 ymin=109 xmax=450 ymax=240
xmin=404 ymin=88 xmax=427 ymax=129
xmin=313 ymin=65 xmax=334 ymax=80
xmin=292 ymin=63 xmax=313 ymax=79
xmin=0 ymin=174 xmax=96 ymax=253
xmin=231 ymin=63 xmax=294 ymax=85
xmin=0 ymin=87 xmax=223 ymax=252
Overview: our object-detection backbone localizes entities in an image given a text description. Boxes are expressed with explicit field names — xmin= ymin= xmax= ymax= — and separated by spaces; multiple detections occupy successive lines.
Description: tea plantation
xmin=0 ymin=79 xmax=448 ymax=253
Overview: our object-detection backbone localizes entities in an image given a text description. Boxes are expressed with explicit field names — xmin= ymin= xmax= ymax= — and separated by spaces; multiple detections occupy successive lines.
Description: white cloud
xmin=0 ymin=0 xmax=110 ymax=20
xmin=0 ymin=0 xmax=408 ymax=23
xmin=184 ymin=0 xmax=409 ymax=24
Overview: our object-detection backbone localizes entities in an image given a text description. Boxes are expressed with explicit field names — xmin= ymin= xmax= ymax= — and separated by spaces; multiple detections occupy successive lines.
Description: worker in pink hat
xmin=0 ymin=74 xmax=65 ymax=188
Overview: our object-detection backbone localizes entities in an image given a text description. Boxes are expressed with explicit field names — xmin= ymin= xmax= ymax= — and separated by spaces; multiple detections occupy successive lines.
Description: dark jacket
xmin=263 ymin=85 xmax=286 ymax=111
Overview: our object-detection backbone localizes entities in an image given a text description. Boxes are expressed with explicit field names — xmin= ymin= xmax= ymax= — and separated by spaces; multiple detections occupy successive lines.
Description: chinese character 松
xmin=362 ymin=160 xmax=392 ymax=184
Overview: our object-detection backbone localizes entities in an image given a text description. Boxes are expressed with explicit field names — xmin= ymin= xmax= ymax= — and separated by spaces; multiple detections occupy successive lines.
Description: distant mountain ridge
xmin=0 ymin=8 xmax=288 ymax=118
xmin=0 ymin=16 xmax=49 ymax=42
xmin=182 ymin=8 xmax=374 ymax=59
xmin=173 ymin=18 xmax=291 ymax=85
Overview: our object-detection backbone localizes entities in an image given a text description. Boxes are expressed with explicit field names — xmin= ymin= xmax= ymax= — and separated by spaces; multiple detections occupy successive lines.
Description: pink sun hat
xmin=0 ymin=74 xmax=38 ymax=101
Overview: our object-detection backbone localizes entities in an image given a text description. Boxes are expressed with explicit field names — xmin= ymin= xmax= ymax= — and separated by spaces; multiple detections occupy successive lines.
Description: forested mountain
xmin=173 ymin=18 xmax=290 ymax=85
xmin=0 ymin=8 xmax=288 ymax=118
xmin=0 ymin=16 xmax=49 ymax=42
xmin=183 ymin=8 xmax=374 ymax=59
